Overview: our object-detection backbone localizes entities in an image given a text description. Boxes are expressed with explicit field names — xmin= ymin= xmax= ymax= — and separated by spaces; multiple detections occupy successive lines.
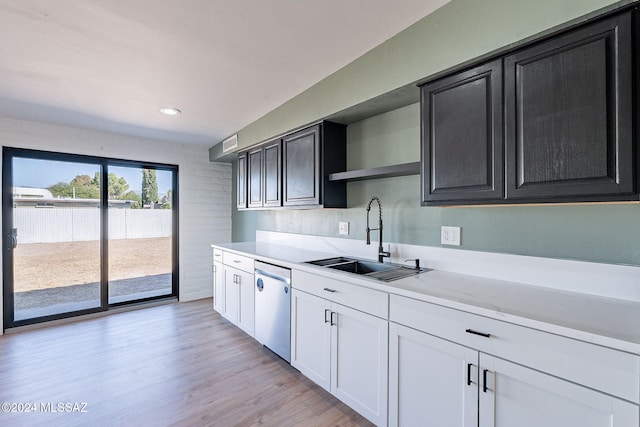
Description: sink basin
xmin=328 ymin=260 xmax=396 ymax=275
xmin=306 ymin=257 xmax=430 ymax=282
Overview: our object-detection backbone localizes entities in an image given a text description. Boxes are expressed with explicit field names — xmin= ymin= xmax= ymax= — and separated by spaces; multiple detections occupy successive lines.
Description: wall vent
xmin=222 ymin=134 xmax=238 ymax=153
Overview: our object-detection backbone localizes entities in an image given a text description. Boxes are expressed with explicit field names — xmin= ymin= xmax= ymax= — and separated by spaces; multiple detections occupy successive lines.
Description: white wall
xmin=0 ymin=117 xmax=232 ymax=333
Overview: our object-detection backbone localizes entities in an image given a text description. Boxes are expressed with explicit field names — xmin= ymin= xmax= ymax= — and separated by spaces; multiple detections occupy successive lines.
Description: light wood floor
xmin=0 ymin=299 xmax=374 ymax=427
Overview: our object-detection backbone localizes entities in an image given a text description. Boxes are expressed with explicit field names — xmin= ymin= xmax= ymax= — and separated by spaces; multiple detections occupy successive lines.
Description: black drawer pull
xmin=467 ymin=363 xmax=472 ymax=386
xmin=483 ymin=369 xmax=489 ymax=393
xmin=323 ymin=288 xmax=337 ymax=293
xmin=465 ymin=329 xmax=491 ymax=338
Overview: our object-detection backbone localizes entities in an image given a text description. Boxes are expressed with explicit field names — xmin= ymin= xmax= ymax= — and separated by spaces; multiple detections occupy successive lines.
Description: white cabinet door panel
xmin=332 ymin=303 xmax=388 ymax=427
xmin=213 ymin=261 xmax=224 ymax=313
xmin=223 ymin=266 xmax=239 ymax=324
xmin=291 ymin=289 xmax=331 ymax=391
xmin=389 ymin=323 xmax=478 ymax=427
xmin=237 ymin=269 xmax=255 ymax=337
xmin=479 ymin=354 xmax=639 ymax=427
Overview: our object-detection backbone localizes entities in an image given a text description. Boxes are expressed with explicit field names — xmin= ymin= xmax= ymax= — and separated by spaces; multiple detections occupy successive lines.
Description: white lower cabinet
xmin=212 ymin=249 xmax=255 ymax=338
xmin=389 ymin=311 xmax=640 ymax=427
xmin=291 ymin=288 xmax=388 ymax=426
xmin=389 ymin=323 xmax=477 ymax=427
xmin=222 ymin=266 xmax=254 ymax=337
xmin=479 ymin=353 xmax=639 ymax=427
xmin=212 ymin=260 xmax=224 ymax=313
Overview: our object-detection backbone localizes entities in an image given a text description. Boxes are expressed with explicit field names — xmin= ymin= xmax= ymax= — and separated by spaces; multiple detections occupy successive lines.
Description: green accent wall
xmin=233 ymin=103 xmax=640 ymax=266
xmin=230 ymin=0 xmax=640 ymax=266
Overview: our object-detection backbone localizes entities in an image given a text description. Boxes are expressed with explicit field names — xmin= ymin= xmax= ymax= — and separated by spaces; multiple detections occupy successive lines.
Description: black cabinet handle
xmin=323 ymin=288 xmax=337 ymax=293
xmin=466 ymin=329 xmax=491 ymax=338
xmin=324 ymin=309 xmax=331 ymax=323
xmin=483 ymin=369 xmax=489 ymax=393
xmin=330 ymin=311 xmax=337 ymax=326
xmin=467 ymin=363 xmax=472 ymax=386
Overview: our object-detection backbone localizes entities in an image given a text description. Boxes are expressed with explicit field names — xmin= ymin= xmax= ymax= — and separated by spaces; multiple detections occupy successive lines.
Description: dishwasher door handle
xmin=255 ymin=269 xmax=291 ymax=284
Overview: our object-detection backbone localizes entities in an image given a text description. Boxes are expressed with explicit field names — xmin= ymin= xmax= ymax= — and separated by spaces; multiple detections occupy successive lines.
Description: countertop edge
xmin=211 ymin=242 xmax=640 ymax=355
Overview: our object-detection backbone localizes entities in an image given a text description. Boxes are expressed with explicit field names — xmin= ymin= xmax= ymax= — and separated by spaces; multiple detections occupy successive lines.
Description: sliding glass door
xmin=107 ymin=164 xmax=175 ymax=304
xmin=7 ymin=156 xmax=103 ymax=321
xmin=2 ymin=148 xmax=178 ymax=328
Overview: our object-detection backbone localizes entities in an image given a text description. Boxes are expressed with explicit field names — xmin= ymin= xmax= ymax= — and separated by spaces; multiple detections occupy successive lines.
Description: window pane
xmin=12 ymin=157 xmax=101 ymax=321
xmin=107 ymin=166 xmax=173 ymax=304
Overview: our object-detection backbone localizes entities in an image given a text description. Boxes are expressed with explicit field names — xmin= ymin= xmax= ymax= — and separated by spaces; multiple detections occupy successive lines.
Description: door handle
xmin=466 ymin=329 xmax=491 ymax=338
xmin=10 ymin=228 xmax=18 ymax=249
xmin=330 ymin=311 xmax=337 ymax=326
xmin=324 ymin=309 xmax=331 ymax=323
xmin=482 ymin=369 xmax=491 ymax=393
xmin=467 ymin=363 xmax=473 ymax=386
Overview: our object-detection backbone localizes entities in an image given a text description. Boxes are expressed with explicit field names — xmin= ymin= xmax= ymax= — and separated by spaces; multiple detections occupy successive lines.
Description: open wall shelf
xmin=328 ymin=162 xmax=420 ymax=182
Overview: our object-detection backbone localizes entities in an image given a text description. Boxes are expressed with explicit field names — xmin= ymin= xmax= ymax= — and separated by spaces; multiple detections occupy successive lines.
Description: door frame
xmin=2 ymin=147 xmax=179 ymax=329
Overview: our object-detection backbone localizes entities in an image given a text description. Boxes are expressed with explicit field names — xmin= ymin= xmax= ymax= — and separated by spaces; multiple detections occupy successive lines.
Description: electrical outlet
xmin=441 ymin=226 xmax=461 ymax=246
xmin=338 ymin=221 xmax=350 ymax=236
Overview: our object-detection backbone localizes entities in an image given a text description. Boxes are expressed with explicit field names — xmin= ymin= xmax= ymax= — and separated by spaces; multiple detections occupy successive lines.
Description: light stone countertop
xmin=212 ymin=241 xmax=640 ymax=355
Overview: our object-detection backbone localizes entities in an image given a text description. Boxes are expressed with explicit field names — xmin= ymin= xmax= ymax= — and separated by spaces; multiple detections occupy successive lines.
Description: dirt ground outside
xmin=14 ymin=237 xmax=172 ymax=292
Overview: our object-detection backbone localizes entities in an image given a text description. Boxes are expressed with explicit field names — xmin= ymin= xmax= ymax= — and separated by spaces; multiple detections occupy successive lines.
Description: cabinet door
xmin=237 ymin=152 xmax=247 ymax=209
xmin=222 ymin=266 xmax=239 ymax=324
xmin=504 ymin=13 xmax=633 ymax=200
xmin=290 ymin=289 xmax=331 ymax=391
xmin=389 ymin=323 xmax=478 ymax=427
xmin=479 ymin=353 xmax=639 ymax=427
xmin=421 ymin=59 xmax=503 ymax=204
xmin=283 ymin=125 xmax=320 ymax=206
xmin=332 ymin=303 xmax=389 ymax=427
xmin=247 ymin=147 xmax=263 ymax=208
xmin=236 ymin=269 xmax=255 ymax=337
xmin=263 ymin=140 xmax=282 ymax=207
xmin=213 ymin=261 xmax=224 ymax=313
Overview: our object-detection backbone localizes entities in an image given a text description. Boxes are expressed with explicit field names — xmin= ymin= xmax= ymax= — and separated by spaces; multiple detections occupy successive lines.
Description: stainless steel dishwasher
xmin=254 ymin=261 xmax=291 ymax=363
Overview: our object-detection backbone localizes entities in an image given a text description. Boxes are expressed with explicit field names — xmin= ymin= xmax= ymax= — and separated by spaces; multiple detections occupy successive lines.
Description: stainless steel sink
xmin=306 ymin=257 xmax=430 ymax=282
xmin=328 ymin=260 xmax=396 ymax=274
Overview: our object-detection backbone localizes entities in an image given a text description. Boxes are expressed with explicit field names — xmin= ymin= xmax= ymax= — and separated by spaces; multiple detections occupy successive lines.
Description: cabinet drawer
xmin=390 ymin=294 xmax=640 ymax=404
xmin=212 ymin=248 xmax=223 ymax=262
xmin=293 ymin=270 xmax=388 ymax=319
xmin=222 ymin=251 xmax=254 ymax=274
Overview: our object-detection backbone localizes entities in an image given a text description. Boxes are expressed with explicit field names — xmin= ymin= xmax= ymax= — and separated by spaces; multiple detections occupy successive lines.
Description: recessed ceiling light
xmin=160 ymin=107 xmax=181 ymax=116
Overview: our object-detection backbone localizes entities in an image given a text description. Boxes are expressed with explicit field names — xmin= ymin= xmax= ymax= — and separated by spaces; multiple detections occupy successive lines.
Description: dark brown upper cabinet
xmin=237 ymin=121 xmax=346 ymax=210
xmin=282 ymin=122 xmax=346 ymax=208
xmin=247 ymin=146 xmax=263 ymax=208
xmin=240 ymin=139 xmax=282 ymax=210
xmin=262 ymin=139 xmax=282 ymax=207
xmin=420 ymin=9 xmax=637 ymax=206
xmin=504 ymin=12 xmax=634 ymax=201
xmin=236 ymin=151 xmax=247 ymax=209
xmin=283 ymin=125 xmax=320 ymax=206
xmin=420 ymin=59 xmax=503 ymax=205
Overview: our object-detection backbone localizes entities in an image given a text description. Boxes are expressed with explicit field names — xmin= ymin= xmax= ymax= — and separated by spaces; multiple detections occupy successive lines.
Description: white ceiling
xmin=0 ymin=0 xmax=449 ymax=146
